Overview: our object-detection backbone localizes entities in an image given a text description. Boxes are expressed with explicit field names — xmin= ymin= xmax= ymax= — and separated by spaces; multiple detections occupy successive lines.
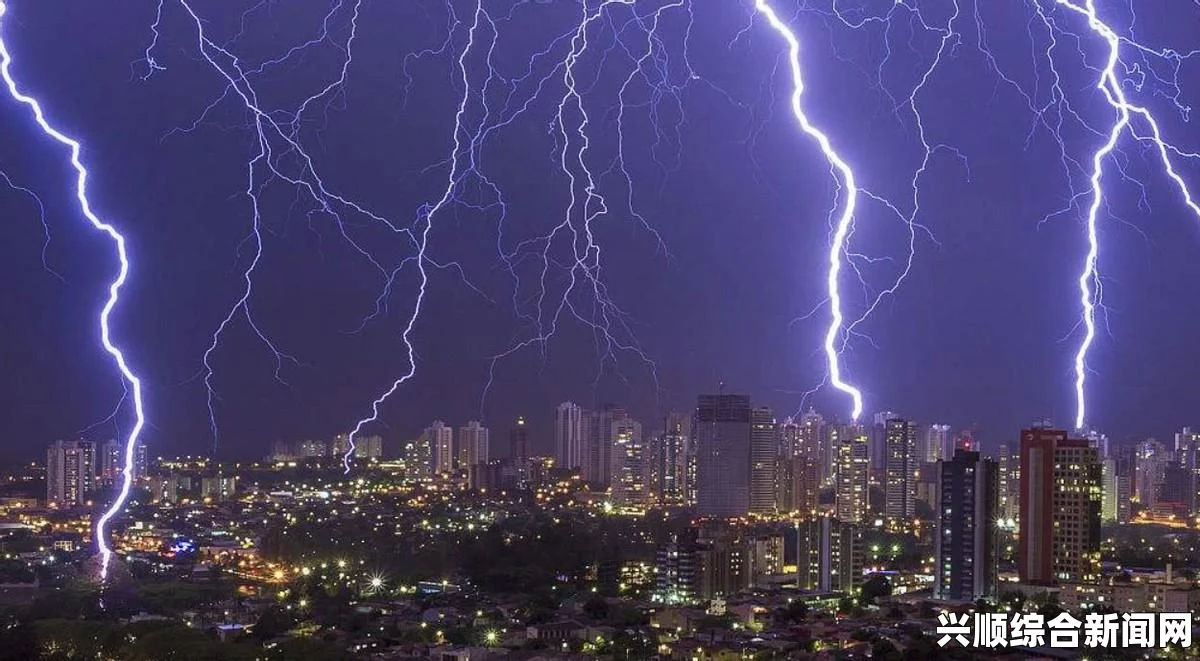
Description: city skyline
xmin=21 ymin=397 xmax=1186 ymax=466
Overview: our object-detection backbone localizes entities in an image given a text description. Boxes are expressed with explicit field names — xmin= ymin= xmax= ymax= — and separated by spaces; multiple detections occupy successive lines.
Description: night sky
xmin=0 ymin=1 xmax=1198 ymax=461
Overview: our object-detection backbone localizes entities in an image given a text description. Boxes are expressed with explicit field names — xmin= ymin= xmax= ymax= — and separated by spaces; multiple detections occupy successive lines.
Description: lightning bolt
xmin=36 ymin=0 xmax=1185 ymax=495
xmin=169 ymin=0 xmax=442 ymax=452
xmin=0 ymin=1 xmax=145 ymax=580
xmin=344 ymin=0 xmax=486 ymax=472
xmin=1046 ymin=0 xmax=1200 ymax=430
xmin=753 ymin=0 xmax=864 ymax=420
xmin=752 ymin=1 xmax=970 ymax=421
xmin=362 ymin=0 xmax=679 ymax=416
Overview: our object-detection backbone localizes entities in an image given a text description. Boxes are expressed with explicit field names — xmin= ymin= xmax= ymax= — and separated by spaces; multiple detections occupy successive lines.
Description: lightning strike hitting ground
xmin=0 ymin=1 xmax=146 ymax=580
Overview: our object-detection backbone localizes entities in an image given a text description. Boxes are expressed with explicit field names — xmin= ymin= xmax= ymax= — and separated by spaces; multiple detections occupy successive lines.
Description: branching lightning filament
xmin=0 ymin=1 xmax=145 ymax=580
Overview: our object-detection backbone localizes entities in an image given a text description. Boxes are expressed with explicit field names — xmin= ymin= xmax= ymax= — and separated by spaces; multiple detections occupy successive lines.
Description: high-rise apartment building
xmin=1018 ymin=428 xmax=1102 ymax=585
xmin=1159 ymin=462 xmax=1193 ymax=507
xmin=47 ymin=440 xmax=97 ymax=507
xmin=1101 ymin=457 xmax=1117 ymax=522
xmin=555 ymin=402 xmax=586 ymax=473
xmin=1113 ymin=447 xmax=1135 ymax=524
xmin=353 ymin=435 xmax=384 ymax=459
xmin=778 ymin=418 xmax=800 ymax=459
xmin=612 ymin=422 xmax=647 ymax=508
xmin=749 ymin=407 xmax=778 ymax=515
xmin=1176 ymin=427 xmax=1200 ymax=454
xmin=99 ymin=439 xmax=148 ymax=482
xmin=869 ymin=411 xmax=897 ymax=472
xmin=1176 ymin=427 xmax=1200 ymax=515
xmin=776 ymin=455 xmax=820 ymax=516
xmin=955 ymin=428 xmax=976 ymax=454
xmin=695 ymin=394 xmax=752 ymax=517
xmin=794 ymin=409 xmax=824 ymax=484
xmin=510 ymin=417 xmax=529 ymax=461
xmin=655 ymin=412 xmax=690 ymax=506
xmin=1086 ymin=429 xmax=1110 ymax=459
xmin=100 ymin=440 xmax=120 ymax=482
xmin=746 ymin=534 xmax=784 ymax=588
xmin=403 ymin=437 xmax=432 ymax=480
xmin=457 ymin=421 xmax=489 ymax=469
xmin=331 ymin=434 xmax=352 ymax=458
xmin=695 ymin=526 xmax=749 ymax=600
xmin=922 ymin=423 xmax=952 ymax=463
xmin=823 ymin=423 xmax=853 ymax=488
xmin=835 ymin=432 xmax=869 ymax=524
xmin=589 ymin=405 xmax=629 ymax=486
xmin=426 ymin=420 xmax=455 ymax=474
xmin=997 ymin=443 xmax=1020 ymax=524
xmin=655 ymin=531 xmax=699 ymax=604
xmin=884 ymin=418 xmax=917 ymax=519
xmin=935 ymin=449 xmax=998 ymax=601
xmin=795 ymin=516 xmax=862 ymax=593
xmin=296 ymin=439 xmax=328 ymax=458
xmin=1134 ymin=439 xmax=1168 ymax=506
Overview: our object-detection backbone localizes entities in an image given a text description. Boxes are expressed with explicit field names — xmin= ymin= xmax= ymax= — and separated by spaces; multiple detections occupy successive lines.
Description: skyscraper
xmin=99 ymin=440 xmax=147 ymax=482
xmin=47 ymin=440 xmax=97 ymax=507
xmin=426 ymin=420 xmax=455 ymax=474
xmin=555 ymin=402 xmax=585 ymax=473
xmin=1019 ymin=428 xmax=1102 ymax=585
xmin=656 ymin=412 xmax=690 ymax=506
xmin=1159 ymin=461 xmax=1192 ymax=508
xmin=1085 ymin=429 xmax=1110 ymax=459
xmin=776 ymin=455 xmax=819 ymax=516
xmin=835 ymin=431 xmax=869 ymax=524
xmin=695 ymin=394 xmax=752 ymax=517
xmin=884 ymin=418 xmax=917 ymax=519
xmin=749 ymin=407 xmax=778 ymax=515
xmin=457 ymin=420 xmax=489 ymax=469
xmin=794 ymin=409 xmax=824 ymax=487
xmin=797 ymin=409 xmax=823 ymax=459
xmin=1175 ymin=426 xmax=1200 ymax=454
xmin=1134 ymin=439 xmax=1168 ymax=507
xmin=612 ymin=423 xmax=647 ymax=509
xmin=935 ymin=449 xmax=998 ymax=601
xmin=510 ymin=416 xmax=529 ymax=461
xmin=869 ymin=411 xmax=897 ymax=472
xmin=996 ymin=443 xmax=1020 ymax=524
xmin=924 ymin=423 xmax=952 ymax=463
xmin=778 ymin=418 xmax=799 ymax=457
xmin=1112 ymin=447 xmax=1135 ymax=524
xmin=403 ymin=437 xmax=432 ymax=480
xmin=586 ymin=404 xmax=628 ymax=486
xmin=100 ymin=440 xmax=121 ymax=482
xmin=1176 ymin=427 xmax=1200 ymax=515
xmin=955 ymin=428 xmax=976 ymax=454
xmin=822 ymin=422 xmax=852 ymax=488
